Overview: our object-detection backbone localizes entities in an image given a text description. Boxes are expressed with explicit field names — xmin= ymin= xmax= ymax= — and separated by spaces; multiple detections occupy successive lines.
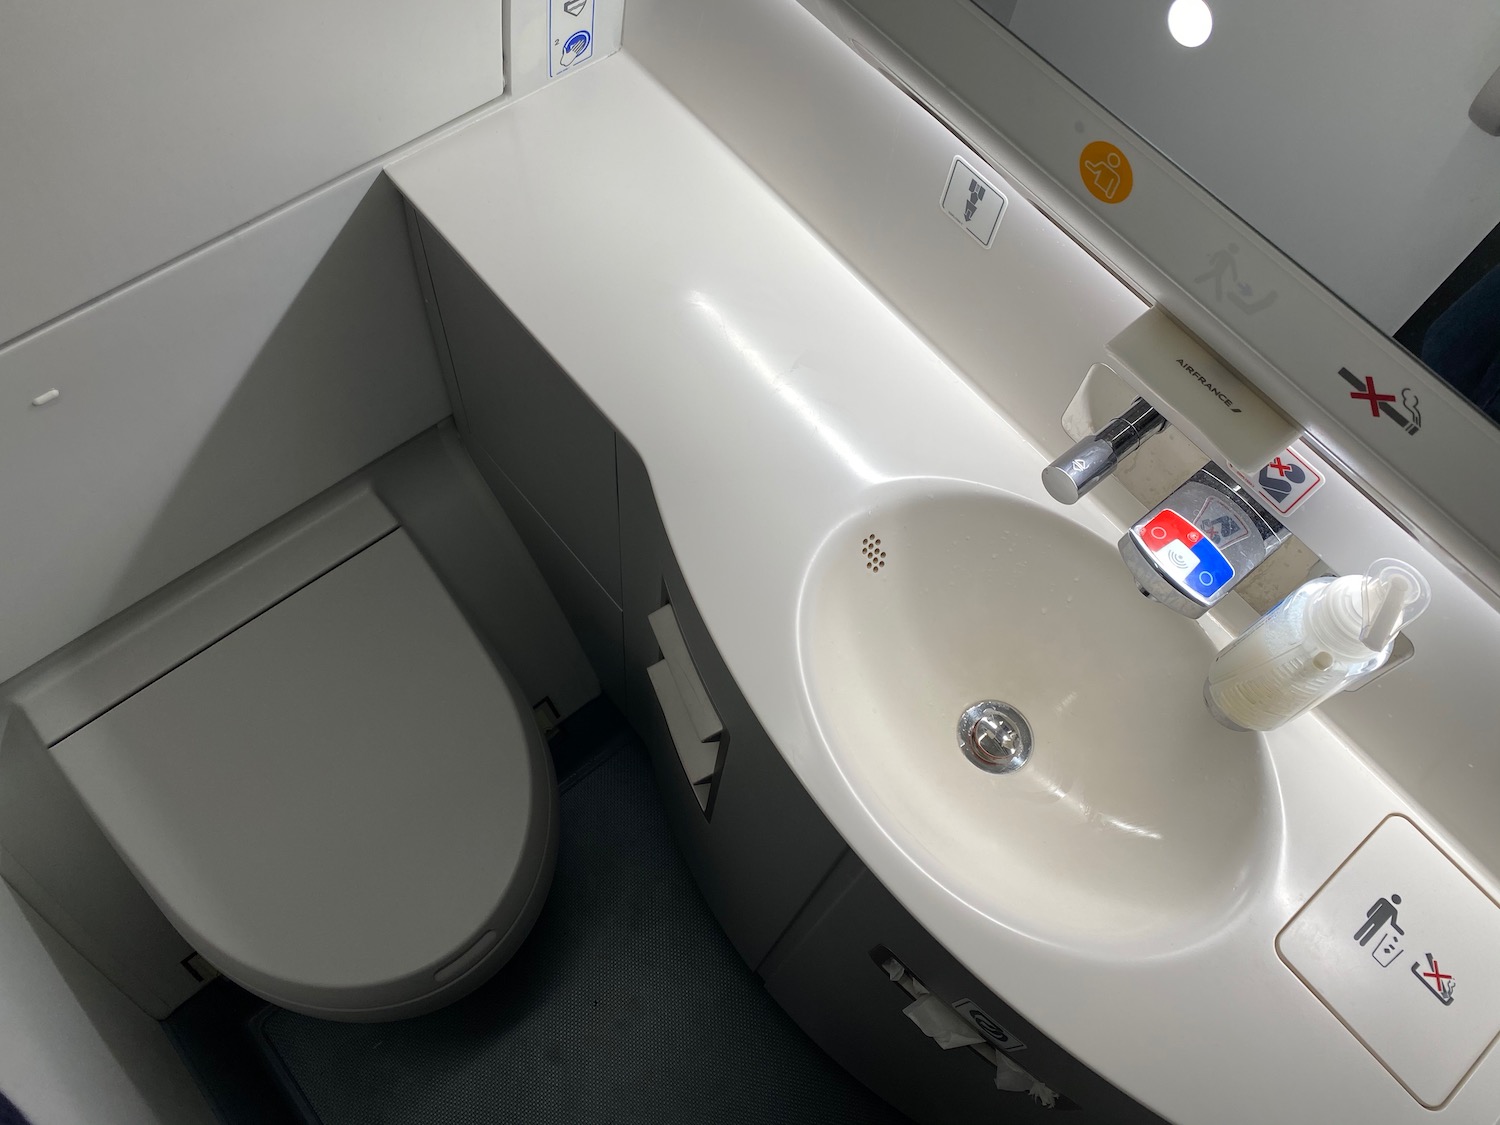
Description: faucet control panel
xmin=1133 ymin=508 xmax=1236 ymax=599
xmin=1120 ymin=464 xmax=1288 ymax=617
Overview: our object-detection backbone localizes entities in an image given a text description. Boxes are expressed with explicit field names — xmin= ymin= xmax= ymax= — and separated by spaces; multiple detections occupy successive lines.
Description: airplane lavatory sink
xmin=796 ymin=478 xmax=1278 ymax=950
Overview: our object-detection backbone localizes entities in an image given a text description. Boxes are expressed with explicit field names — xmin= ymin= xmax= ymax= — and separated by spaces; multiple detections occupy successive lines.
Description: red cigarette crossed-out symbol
xmin=1349 ymin=375 xmax=1397 ymax=417
xmin=1412 ymin=952 xmax=1457 ymax=1006
xmin=1422 ymin=960 xmax=1452 ymax=990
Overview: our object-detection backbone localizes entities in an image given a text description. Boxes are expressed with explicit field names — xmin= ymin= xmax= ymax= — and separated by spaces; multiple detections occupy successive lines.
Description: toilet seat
xmin=53 ymin=530 xmax=557 ymax=1021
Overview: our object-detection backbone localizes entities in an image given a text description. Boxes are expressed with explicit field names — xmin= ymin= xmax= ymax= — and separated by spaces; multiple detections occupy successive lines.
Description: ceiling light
xmin=1167 ymin=0 xmax=1213 ymax=47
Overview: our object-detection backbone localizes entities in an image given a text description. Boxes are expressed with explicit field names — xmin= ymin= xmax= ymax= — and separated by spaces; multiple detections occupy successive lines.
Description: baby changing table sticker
xmin=1079 ymin=140 xmax=1133 ymax=204
xmin=1231 ymin=443 xmax=1324 ymax=516
xmin=1135 ymin=508 xmax=1234 ymax=597
xmin=940 ymin=157 xmax=1008 ymax=248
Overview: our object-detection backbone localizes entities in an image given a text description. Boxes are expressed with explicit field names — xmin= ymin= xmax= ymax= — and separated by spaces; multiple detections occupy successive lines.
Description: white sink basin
xmin=797 ymin=479 xmax=1278 ymax=951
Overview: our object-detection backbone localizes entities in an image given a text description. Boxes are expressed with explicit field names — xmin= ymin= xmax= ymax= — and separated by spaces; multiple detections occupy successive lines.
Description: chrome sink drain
xmin=958 ymin=701 xmax=1032 ymax=774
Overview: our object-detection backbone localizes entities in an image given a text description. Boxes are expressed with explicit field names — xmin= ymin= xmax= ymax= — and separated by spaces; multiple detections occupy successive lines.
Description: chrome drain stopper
xmin=958 ymin=701 xmax=1033 ymax=774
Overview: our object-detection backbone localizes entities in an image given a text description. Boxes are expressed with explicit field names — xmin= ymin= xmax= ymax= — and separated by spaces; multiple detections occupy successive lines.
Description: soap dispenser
xmin=1203 ymin=559 xmax=1430 ymax=732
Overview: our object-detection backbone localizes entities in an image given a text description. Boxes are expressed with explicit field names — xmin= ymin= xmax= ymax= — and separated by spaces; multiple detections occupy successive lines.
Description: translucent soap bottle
xmin=1204 ymin=558 xmax=1430 ymax=732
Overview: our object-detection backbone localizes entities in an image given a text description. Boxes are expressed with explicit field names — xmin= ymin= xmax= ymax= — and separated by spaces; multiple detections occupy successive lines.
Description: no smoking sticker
xmin=1232 ymin=443 xmax=1324 ymax=515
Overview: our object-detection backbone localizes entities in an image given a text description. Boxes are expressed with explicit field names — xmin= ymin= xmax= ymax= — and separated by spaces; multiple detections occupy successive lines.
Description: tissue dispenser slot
xmin=871 ymin=947 xmax=1068 ymax=1109
xmin=648 ymin=605 xmax=723 ymax=743
xmin=646 ymin=604 xmax=724 ymax=812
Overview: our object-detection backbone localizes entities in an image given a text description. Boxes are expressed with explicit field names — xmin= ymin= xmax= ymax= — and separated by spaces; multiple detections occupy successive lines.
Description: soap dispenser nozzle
xmin=1360 ymin=560 xmax=1430 ymax=653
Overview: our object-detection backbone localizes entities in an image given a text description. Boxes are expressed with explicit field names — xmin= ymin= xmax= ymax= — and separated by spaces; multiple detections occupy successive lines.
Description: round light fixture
xmin=1167 ymin=0 xmax=1213 ymax=47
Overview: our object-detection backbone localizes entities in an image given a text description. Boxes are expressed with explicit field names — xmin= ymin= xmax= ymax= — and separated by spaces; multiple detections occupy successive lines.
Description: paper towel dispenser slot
xmin=870 ymin=946 xmax=1071 ymax=1110
xmin=646 ymin=603 xmax=725 ymax=813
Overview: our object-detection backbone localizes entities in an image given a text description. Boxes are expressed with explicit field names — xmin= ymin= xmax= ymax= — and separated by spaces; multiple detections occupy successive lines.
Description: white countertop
xmin=387 ymin=53 xmax=1500 ymax=1125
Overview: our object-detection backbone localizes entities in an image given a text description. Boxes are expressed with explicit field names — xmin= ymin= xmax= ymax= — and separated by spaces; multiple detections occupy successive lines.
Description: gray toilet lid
xmin=53 ymin=531 xmax=548 ymax=1008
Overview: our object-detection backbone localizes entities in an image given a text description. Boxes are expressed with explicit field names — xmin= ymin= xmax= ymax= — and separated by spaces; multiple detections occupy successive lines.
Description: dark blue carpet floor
xmin=258 ymin=725 xmax=908 ymax=1125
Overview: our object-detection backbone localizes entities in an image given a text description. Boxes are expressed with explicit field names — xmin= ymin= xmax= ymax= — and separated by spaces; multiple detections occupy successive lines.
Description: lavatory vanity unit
xmin=377 ymin=27 xmax=1500 ymax=1125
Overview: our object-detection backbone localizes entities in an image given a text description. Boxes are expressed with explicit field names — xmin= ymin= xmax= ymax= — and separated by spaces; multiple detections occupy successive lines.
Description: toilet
xmin=50 ymin=528 xmax=558 ymax=1022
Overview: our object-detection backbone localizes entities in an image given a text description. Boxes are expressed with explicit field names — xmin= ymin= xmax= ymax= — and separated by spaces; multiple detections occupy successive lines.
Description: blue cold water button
xmin=1139 ymin=508 xmax=1235 ymax=599
xmin=1189 ymin=537 xmax=1234 ymax=594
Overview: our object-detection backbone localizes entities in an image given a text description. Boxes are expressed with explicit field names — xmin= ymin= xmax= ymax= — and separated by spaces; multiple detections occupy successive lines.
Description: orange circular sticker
xmin=1079 ymin=140 xmax=1132 ymax=204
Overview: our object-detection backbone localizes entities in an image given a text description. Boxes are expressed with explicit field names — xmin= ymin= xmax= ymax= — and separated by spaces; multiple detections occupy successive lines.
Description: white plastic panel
xmin=1104 ymin=307 xmax=1297 ymax=472
xmin=0 ymin=0 xmax=505 ymax=346
xmin=0 ymin=171 xmax=450 ymax=683
xmin=508 ymin=0 xmax=625 ymax=100
xmin=0 ymin=879 xmax=213 ymax=1125
xmin=1280 ymin=816 xmax=1500 ymax=1107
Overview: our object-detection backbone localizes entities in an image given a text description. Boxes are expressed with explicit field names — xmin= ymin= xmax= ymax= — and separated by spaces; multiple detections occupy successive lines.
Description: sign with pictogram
xmin=1078 ymin=140 xmax=1133 ymax=204
xmin=1232 ymin=443 xmax=1324 ymax=516
xmin=1277 ymin=816 xmax=1500 ymax=1108
xmin=1338 ymin=367 xmax=1423 ymax=435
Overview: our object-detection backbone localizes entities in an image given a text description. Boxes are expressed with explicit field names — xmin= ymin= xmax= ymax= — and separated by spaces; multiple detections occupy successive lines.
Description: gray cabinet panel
xmin=469 ymin=446 xmax=624 ymax=706
xmin=761 ymin=855 xmax=1168 ymax=1125
xmin=415 ymin=216 xmax=622 ymax=604
xmin=617 ymin=439 xmax=847 ymax=970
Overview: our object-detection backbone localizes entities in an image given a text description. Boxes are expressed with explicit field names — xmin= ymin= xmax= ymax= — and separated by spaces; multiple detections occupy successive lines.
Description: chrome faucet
xmin=1041 ymin=397 xmax=1166 ymax=504
xmin=1042 ymin=398 xmax=1289 ymax=618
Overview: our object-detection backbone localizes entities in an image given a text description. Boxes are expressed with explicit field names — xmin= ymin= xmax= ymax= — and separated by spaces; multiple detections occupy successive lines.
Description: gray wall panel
xmin=0 ymin=172 xmax=451 ymax=683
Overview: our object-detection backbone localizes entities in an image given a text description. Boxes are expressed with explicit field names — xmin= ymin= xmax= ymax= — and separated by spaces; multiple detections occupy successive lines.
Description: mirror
xmin=975 ymin=0 xmax=1500 ymax=426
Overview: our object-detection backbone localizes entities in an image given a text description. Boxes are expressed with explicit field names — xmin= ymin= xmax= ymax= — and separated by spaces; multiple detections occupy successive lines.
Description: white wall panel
xmin=0 ymin=0 xmax=505 ymax=346
xmin=0 ymin=170 xmax=451 ymax=684
xmin=0 ymin=878 xmax=211 ymax=1125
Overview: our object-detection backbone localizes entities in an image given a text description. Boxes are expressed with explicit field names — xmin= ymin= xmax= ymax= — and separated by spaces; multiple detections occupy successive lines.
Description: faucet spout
xmin=1041 ymin=397 xmax=1167 ymax=504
